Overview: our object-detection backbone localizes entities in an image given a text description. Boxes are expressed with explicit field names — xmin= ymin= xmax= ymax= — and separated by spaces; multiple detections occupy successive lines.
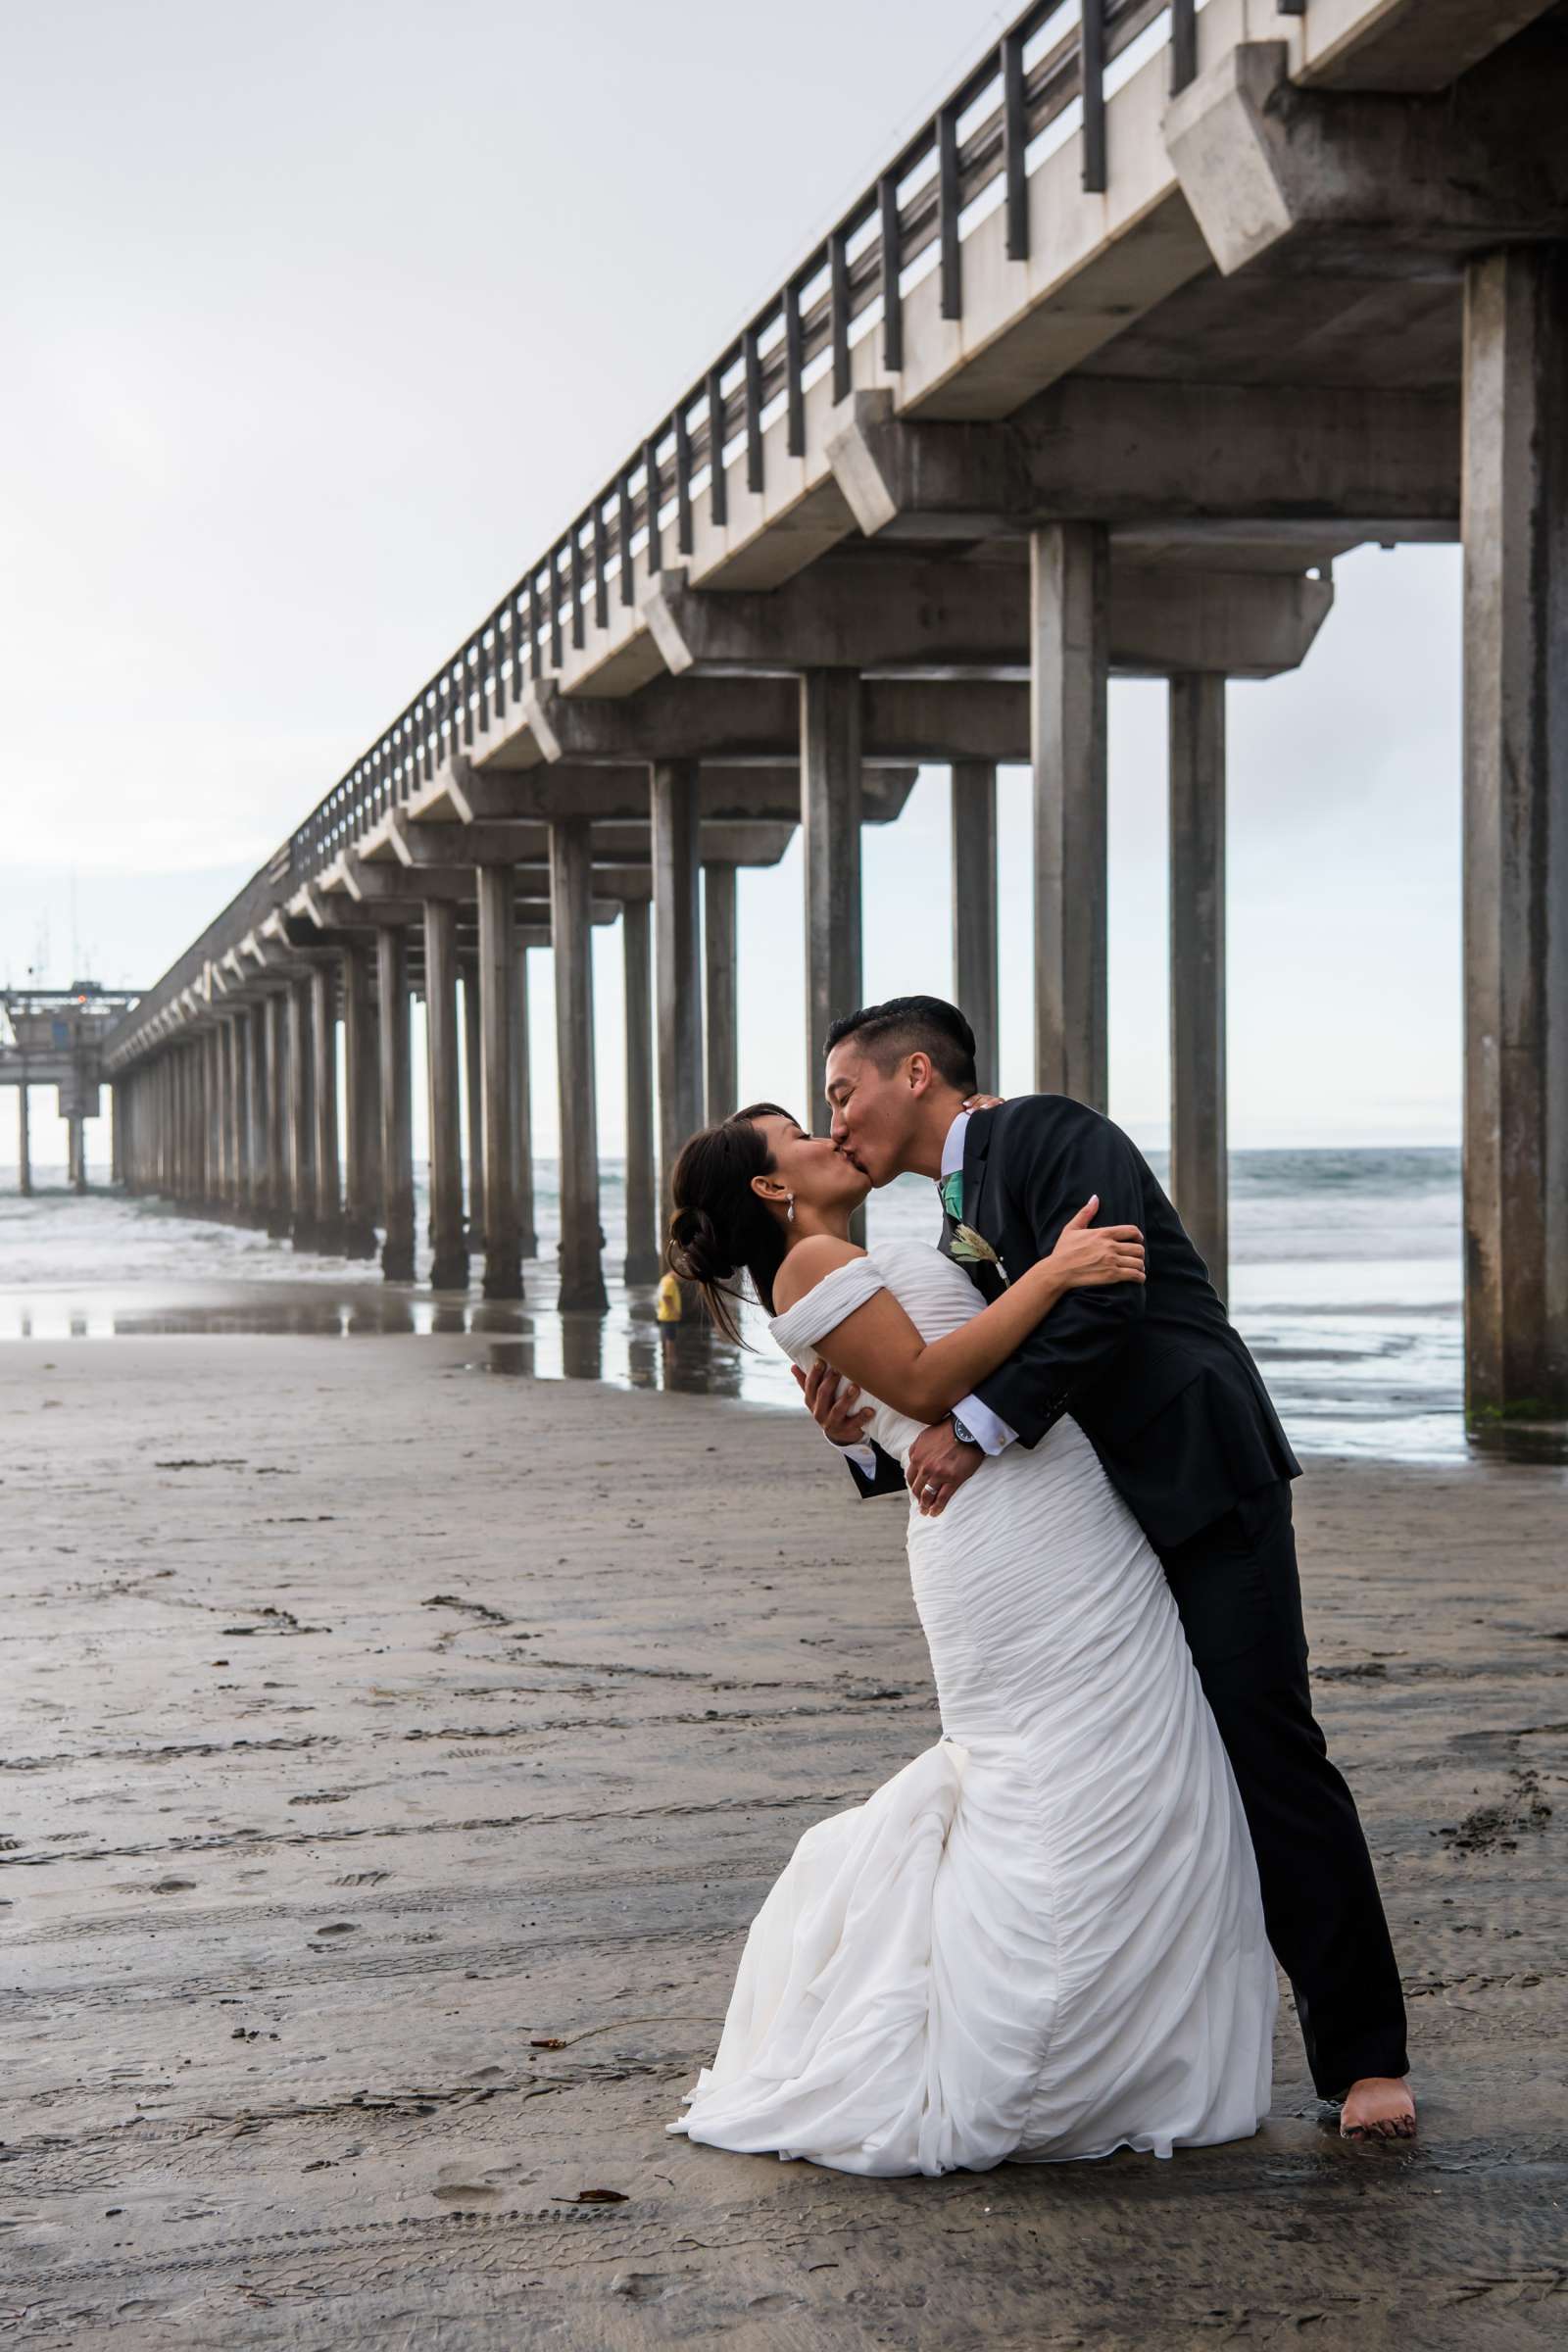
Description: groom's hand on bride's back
xmin=793 ymin=1361 xmax=875 ymax=1447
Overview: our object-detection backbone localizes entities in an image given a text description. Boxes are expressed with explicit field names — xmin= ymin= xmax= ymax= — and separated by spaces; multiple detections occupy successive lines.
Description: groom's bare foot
xmin=1339 ymin=2077 xmax=1416 ymax=2141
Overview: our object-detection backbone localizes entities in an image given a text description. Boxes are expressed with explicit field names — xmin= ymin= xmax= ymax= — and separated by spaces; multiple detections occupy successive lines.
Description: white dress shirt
xmin=833 ymin=1109 xmax=1017 ymax=1474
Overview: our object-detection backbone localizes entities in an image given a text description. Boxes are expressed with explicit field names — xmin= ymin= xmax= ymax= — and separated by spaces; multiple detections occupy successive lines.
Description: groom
xmin=796 ymin=993 xmax=1414 ymax=2141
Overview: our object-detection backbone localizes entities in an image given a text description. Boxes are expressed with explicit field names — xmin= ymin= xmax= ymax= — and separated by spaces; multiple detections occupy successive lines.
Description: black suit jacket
xmin=844 ymin=1096 xmax=1299 ymax=1549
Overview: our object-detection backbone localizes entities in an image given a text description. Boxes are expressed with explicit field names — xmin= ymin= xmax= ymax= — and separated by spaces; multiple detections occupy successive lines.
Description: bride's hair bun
xmin=664 ymin=1102 xmax=800 ymax=1345
xmin=666 ymin=1201 xmax=736 ymax=1287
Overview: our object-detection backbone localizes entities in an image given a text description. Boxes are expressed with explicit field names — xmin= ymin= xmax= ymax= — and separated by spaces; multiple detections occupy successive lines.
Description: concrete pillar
xmin=376 ymin=924 xmax=416 ymax=1282
xmin=110 ymin=1079 xmax=122 ymax=1187
xmin=549 ymin=817 xmax=609 ymax=1310
xmin=461 ymin=959 xmax=485 ymax=1254
xmin=68 ymin=1112 xmax=86 ymax=1194
xmin=237 ymin=1011 xmax=258 ymax=1232
xmin=264 ymin=993 xmax=290 ymax=1239
xmin=423 ymin=898 xmax=468 ymax=1291
xmin=341 ymin=942 xmax=379 ymax=1258
xmin=477 ymin=862 xmax=523 ymax=1299
xmin=205 ymin=1028 xmax=220 ymax=1206
xmin=704 ymin=862 xmax=739 ymax=1121
xmin=311 ymin=962 xmax=344 ymax=1251
xmin=514 ymin=946 xmax=537 ymax=1259
xmin=951 ymin=760 xmax=999 ymax=1094
xmin=651 ymin=760 xmax=705 ymax=1206
xmin=1168 ymin=674 xmax=1229 ymax=1296
xmin=1461 ymin=245 xmax=1568 ymax=1425
xmin=245 ymin=1004 xmax=268 ymax=1227
xmin=621 ymin=898 xmax=660 ymax=1283
xmin=214 ymin=1022 xmax=232 ymax=1209
xmin=1031 ymin=522 xmax=1108 ymax=1107
xmin=802 ymin=670 xmax=863 ymax=1125
xmin=16 ymin=1075 xmax=29 ymax=1197
xmin=287 ymin=978 xmax=317 ymax=1249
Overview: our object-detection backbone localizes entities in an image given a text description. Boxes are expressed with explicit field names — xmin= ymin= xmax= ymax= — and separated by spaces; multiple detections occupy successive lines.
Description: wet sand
xmin=2 ymin=1333 xmax=1565 ymax=2349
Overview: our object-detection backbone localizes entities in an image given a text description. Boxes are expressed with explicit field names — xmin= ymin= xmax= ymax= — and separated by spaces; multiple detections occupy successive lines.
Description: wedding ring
xmin=922 ymin=1484 xmax=938 ymax=1500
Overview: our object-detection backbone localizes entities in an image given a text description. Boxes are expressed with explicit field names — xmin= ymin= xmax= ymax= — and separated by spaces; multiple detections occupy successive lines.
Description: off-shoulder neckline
xmin=767 ymin=1250 xmax=887 ymax=1338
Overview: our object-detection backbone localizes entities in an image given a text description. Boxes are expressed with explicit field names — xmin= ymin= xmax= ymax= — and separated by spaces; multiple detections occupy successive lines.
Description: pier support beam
xmin=310 ymin=963 xmax=344 ymax=1252
xmin=951 ymin=761 xmax=999 ymax=1094
xmin=462 ymin=960 xmax=485 ymax=1257
xmin=621 ymin=898 xmax=660 ymax=1283
xmin=550 ymin=817 xmax=609 ymax=1310
xmin=341 ymin=942 xmax=379 ymax=1259
xmin=287 ymin=979 xmax=316 ymax=1248
xmin=1461 ymin=245 xmax=1568 ymax=1425
xmin=1168 ymin=675 xmax=1229 ymax=1296
xmin=651 ymin=760 xmax=704 ymax=1207
xmin=242 ymin=1007 xmax=264 ymax=1225
xmin=423 ymin=899 xmax=469 ymax=1292
xmin=1031 ymin=523 xmax=1108 ymax=1108
xmin=704 ymin=862 xmax=738 ymax=1123
xmin=264 ymin=993 xmax=290 ymax=1240
xmin=802 ymin=668 xmax=862 ymax=1120
xmin=376 ymin=925 xmax=416 ymax=1282
xmin=477 ymin=863 xmax=523 ymax=1299
xmin=514 ymin=946 xmax=537 ymax=1261
xmin=17 ymin=1075 xmax=29 ymax=1197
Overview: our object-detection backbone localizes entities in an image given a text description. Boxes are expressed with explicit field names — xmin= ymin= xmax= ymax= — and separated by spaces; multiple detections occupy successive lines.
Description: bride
xmin=661 ymin=1102 xmax=1276 ymax=2180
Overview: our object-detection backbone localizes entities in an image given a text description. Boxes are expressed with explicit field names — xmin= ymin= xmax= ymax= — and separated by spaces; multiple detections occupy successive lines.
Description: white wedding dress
xmin=666 ymin=1237 xmax=1277 ymax=2178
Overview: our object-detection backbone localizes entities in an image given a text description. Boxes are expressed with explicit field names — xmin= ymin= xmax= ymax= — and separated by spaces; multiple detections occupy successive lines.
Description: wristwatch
xmin=952 ymin=1414 xmax=977 ymax=1446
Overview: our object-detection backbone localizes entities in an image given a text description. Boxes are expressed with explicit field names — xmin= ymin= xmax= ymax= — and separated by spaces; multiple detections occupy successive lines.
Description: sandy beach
xmin=2 ymin=1331 xmax=1565 ymax=2348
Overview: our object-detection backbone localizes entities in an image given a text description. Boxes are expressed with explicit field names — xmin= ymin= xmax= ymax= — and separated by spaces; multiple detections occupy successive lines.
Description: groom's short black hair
xmin=824 ymin=996 xmax=979 ymax=1094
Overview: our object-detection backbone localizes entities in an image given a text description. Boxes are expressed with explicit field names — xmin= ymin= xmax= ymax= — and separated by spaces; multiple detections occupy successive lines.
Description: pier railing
xmin=113 ymin=0 xmax=1309 ymax=1062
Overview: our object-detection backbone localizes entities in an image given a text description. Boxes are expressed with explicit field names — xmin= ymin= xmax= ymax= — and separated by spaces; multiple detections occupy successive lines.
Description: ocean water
xmin=0 ymin=1147 xmax=1474 ymax=1462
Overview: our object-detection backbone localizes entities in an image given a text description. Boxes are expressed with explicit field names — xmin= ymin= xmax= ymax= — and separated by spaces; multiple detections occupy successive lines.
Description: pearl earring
xmin=786 ymin=1194 xmax=796 ymax=1223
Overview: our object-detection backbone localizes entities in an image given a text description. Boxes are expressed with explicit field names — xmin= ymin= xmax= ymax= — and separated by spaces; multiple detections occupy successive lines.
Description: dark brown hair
xmin=665 ymin=1102 xmax=796 ymax=1346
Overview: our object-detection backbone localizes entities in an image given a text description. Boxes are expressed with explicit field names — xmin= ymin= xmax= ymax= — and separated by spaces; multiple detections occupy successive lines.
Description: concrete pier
xmin=1031 ymin=522 xmax=1108 ymax=1109
xmin=340 ymin=940 xmax=380 ymax=1259
xmin=422 ymin=898 xmax=469 ymax=1292
xmin=243 ymin=1004 xmax=266 ymax=1227
xmin=264 ymin=992 xmax=290 ymax=1240
xmin=476 ymin=862 xmax=523 ymax=1299
xmin=1461 ymin=244 xmax=1568 ymax=1426
xmin=801 ymin=668 xmax=862 ymax=1117
xmin=310 ymin=962 xmax=344 ymax=1252
xmin=375 ymin=923 xmax=416 ymax=1282
xmin=286 ymin=979 xmax=316 ymax=1249
xmin=704 ymin=860 xmax=738 ymax=1122
xmin=621 ymin=896 xmax=661 ymax=1282
xmin=86 ymin=0 xmax=1568 ymax=1434
xmin=461 ymin=959 xmax=485 ymax=1257
xmin=651 ymin=760 xmax=704 ymax=1209
xmin=514 ymin=944 xmax=537 ymax=1261
xmin=1169 ymin=672 xmax=1229 ymax=1296
xmin=951 ymin=760 xmax=999 ymax=1095
xmin=550 ymin=816 xmax=609 ymax=1310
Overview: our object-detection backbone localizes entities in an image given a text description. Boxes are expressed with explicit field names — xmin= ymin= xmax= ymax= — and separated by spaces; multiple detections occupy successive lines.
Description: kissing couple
xmin=661 ymin=994 xmax=1414 ymax=2178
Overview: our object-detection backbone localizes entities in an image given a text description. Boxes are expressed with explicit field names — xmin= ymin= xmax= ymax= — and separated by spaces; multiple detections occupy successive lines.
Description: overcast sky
xmin=3 ymin=1 xmax=1461 ymax=1169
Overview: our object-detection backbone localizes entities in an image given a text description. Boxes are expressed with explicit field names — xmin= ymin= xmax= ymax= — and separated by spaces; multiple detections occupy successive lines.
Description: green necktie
xmin=938 ymin=1169 xmax=964 ymax=1223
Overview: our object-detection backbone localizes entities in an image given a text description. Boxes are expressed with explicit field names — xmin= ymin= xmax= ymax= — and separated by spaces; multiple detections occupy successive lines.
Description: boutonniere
xmin=951 ymin=1223 xmax=1008 ymax=1283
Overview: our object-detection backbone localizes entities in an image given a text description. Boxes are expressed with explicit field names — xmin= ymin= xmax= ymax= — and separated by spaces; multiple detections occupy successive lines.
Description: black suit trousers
xmin=1155 ymin=1481 xmax=1409 ymax=2099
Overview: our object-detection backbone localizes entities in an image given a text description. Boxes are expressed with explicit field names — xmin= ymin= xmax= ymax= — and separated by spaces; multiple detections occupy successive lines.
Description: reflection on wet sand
xmin=0 ymin=1270 xmax=767 ymax=1410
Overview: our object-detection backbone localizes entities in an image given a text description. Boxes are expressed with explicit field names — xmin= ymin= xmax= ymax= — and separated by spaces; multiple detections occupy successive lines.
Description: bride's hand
xmin=1046 ymin=1196 xmax=1145 ymax=1290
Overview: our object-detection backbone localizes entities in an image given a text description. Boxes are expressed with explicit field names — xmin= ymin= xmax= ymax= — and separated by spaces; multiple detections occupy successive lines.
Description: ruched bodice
xmin=767 ymin=1237 xmax=990 ymax=1466
xmin=668 ymin=1236 xmax=1277 ymax=2178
